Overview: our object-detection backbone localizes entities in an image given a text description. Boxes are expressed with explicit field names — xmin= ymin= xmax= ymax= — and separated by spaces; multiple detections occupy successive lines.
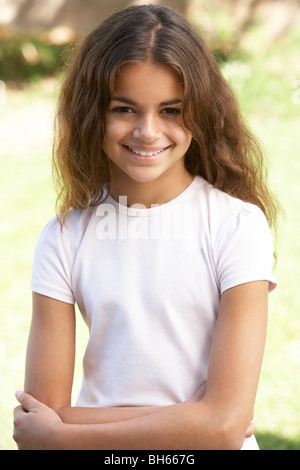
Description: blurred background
xmin=0 ymin=0 xmax=299 ymax=450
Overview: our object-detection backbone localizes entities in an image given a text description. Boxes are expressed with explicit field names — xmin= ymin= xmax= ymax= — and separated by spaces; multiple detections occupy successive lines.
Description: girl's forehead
xmin=112 ymin=61 xmax=184 ymax=101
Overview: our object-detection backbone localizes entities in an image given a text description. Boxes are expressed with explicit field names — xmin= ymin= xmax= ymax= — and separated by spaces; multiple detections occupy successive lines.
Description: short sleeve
xmin=31 ymin=217 xmax=75 ymax=304
xmin=214 ymin=204 xmax=277 ymax=295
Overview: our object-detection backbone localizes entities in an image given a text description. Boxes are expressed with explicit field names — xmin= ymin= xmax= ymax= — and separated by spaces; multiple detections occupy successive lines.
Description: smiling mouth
xmin=124 ymin=146 xmax=171 ymax=157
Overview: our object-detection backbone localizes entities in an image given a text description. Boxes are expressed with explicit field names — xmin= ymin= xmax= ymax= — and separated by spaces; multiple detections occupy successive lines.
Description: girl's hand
xmin=13 ymin=391 xmax=63 ymax=450
xmin=245 ymin=420 xmax=256 ymax=438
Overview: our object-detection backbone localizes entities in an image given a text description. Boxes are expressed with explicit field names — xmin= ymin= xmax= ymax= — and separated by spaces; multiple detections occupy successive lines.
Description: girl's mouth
xmin=123 ymin=145 xmax=171 ymax=159
xmin=129 ymin=147 xmax=166 ymax=157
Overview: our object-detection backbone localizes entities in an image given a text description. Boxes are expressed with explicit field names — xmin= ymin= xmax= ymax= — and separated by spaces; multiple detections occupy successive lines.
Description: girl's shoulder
xmin=194 ymin=176 xmax=265 ymax=223
xmin=37 ymin=206 xmax=97 ymax=251
xmin=194 ymin=177 xmax=273 ymax=255
xmin=193 ymin=179 xmax=276 ymax=293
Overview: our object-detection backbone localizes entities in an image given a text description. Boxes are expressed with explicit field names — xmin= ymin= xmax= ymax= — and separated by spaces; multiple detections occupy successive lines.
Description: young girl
xmin=13 ymin=4 xmax=279 ymax=450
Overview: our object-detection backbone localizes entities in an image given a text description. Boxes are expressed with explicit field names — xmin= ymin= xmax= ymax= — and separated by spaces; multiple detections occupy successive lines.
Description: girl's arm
xmin=14 ymin=281 xmax=267 ymax=449
xmin=23 ymin=293 xmax=76 ymax=411
xmin=56 ymin=382 xmax=207 ymax=424
xmin=23 ymin=293 xmax=162 ymax=422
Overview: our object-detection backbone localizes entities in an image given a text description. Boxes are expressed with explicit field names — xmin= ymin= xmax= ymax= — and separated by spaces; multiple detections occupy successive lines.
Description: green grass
xmin=224 ymin=27 xmax=300 ymax=448
xmin=1 ymin=29 xmax=300 ymax=449
xmin=253 ymin=117 xmax=300 ymax=449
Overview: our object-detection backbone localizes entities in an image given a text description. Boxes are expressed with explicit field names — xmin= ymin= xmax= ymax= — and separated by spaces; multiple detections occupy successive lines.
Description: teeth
xmin=129 ymin=147 xmax=165 ymax=157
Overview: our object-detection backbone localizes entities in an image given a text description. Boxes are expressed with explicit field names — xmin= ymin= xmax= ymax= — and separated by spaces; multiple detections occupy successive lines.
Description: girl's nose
xmin=132 ymin=114 xmax=161 ymax=142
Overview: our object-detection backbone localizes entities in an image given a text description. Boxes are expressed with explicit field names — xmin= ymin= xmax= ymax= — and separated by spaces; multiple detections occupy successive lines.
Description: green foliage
xmin=0 ymin=31 xmax=66 ymax=82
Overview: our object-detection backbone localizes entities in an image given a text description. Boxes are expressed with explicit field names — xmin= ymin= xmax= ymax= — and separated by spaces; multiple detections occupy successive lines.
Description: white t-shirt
xmin=31 ymin=176 xmax=276 ymax=449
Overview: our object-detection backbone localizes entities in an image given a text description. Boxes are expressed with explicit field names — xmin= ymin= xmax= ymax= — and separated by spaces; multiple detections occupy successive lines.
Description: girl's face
xmin=103 ymin=61 xmax=192 ymax=197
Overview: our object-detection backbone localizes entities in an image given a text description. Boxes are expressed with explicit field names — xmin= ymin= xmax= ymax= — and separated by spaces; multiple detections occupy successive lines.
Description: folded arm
xmin=21 ymin=293 xmax=165 ymax=425
xmin=14 ymin=282 xmax=268 ymax=449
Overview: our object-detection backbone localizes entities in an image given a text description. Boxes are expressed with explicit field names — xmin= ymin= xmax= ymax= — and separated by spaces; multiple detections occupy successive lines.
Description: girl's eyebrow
xmin=111 ymin=96 xmax=182 ymax=106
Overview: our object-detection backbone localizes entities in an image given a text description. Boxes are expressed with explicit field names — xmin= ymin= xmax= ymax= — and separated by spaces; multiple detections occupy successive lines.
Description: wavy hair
xmin=53 ymin=4 xmax=280 ymax=238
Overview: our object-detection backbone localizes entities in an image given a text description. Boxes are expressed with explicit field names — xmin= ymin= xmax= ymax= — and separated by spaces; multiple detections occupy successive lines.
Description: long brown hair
xmin=53 ymin=4 xmax=280 ymax=236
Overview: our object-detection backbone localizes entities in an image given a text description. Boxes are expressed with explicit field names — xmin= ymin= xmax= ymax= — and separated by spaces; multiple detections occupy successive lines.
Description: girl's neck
xmin=110 ymin=166 xmax=193 ymax=208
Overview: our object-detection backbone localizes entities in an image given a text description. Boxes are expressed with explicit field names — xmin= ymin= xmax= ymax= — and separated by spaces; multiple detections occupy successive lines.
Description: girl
xmin=13 ymin=4 xmax=279 ymax=450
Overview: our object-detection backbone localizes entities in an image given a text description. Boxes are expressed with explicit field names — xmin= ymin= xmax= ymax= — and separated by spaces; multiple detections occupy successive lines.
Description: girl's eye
xmin=112 ymin=106 xmax=134 ymax=114
xmin=162 ymin=108 xmax=181 ymax=116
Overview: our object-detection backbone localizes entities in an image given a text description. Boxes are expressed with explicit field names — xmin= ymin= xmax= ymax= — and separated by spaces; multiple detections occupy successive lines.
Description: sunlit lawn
xmin=1 ymin=40 xmax=300 ymax=448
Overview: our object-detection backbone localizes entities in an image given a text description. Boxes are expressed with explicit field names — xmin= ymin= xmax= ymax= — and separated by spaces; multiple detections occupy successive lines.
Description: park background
xmin=0 ymin=0 xmax=299 ymax=450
